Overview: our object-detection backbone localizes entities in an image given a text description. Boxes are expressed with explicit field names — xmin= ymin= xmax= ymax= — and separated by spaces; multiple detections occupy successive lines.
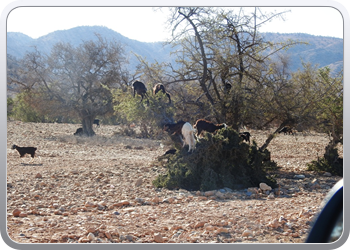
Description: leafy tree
xmin=9 ymin=34 xmax=128 ymax=136
xmin=306 ymin=67 xmax=343 ymax=176
xmin=10 ymin=91 xmax=43 ymax=122
xmin=113 ymin=88 xmax=175 ymax=138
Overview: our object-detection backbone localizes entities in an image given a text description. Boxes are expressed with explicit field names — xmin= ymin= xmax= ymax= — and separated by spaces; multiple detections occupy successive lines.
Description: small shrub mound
xmin=153 ymin=127 xmax=277 ymax=191
xmin=307 ymin=143 xmax=343 ymax=176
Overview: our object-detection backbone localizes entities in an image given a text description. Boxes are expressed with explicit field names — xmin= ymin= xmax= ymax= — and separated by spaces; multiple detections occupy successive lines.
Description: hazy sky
xmin=6 ymin=6 xmax=344 ymax=42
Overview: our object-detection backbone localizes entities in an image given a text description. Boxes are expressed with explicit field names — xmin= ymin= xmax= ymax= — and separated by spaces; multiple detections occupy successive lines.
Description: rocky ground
xmin=6 ymin=120 xmax=342 ymax=244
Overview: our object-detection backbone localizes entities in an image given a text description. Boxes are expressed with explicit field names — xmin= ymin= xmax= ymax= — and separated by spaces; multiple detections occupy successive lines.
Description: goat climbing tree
xmin=11 ymin=34 xmax=128 ymax=136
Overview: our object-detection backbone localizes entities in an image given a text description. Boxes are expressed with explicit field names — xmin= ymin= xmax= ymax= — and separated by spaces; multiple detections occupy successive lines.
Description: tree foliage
xmin=113 ymin=88 xmax=175 ymax=138
xmin=8 ymin=34 xmax=128 ymax=136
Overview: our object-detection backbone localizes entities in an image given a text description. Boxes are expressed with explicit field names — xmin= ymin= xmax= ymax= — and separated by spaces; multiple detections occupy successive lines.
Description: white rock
xmin=87 ymin=232 xmax=95 ymax=241
xmin=242 ymin=230 xmax=253 ymax=237
xmin=154 ymin=233 xmax=164 ymax=243
xmin=259 ymin=183 xmax=272 ymax=191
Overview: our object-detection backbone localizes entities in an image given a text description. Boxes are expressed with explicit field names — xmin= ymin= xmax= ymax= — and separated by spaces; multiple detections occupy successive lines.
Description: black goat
xmin=239 ymin=132 xmax=251 ymax=143
xmin=93 ymin=119 xmax=100 ymax=127
xmin=193 ymin=119 xmax=227 ymax=137
xmin=153 ymin=83 xmax=171 ymax=104
xmin=12 ymin=144 xmax=37 ymax=162
xmin=278 ymin=126 xmax=295 ymax=135
xmin=163 ymin=120 xmax=186 ymax=135
xmin=132 ymin=80 xmax=148 ymax=102
xmin=74 ymin=127 xmax=83 ymax=136
xmin=164 ymin=149 xmax=176 ymax=155
xmin=157 ymin=149 xmax=177 ymax=162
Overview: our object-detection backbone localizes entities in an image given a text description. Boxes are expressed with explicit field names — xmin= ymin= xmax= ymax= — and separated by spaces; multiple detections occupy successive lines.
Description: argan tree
xmin=166 ymin=7 xmax=299 ymax=128
xmin=10 ymin=34 xmax=128 ymax=136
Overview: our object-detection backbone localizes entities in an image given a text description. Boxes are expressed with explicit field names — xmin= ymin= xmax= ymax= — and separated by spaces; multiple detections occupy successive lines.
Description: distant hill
xmin=7 ymin=26 xmax=343 ymax=73
xmin=262 ymin=32 xmax=343 ymax=73
xmin=7 ymin=26 xmax=175 ymax=71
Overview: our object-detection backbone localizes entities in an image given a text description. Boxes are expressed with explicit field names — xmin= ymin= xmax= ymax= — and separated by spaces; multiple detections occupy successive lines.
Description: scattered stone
xmin=247 ymin=187 xmax=259 ymax=194
xmin=125 ymin=235 xmax=134 ymax=241
xmin=259 ymin=183 xmax=272 ymax=191
xmin=215 ymin=191 xmax=225 ymax=199
xmin=242 ymin=230 xmax=253 ymax=237
xmin=267 ymin=193 xmax=275 ymax=199
xmin=135 ymin=178 xmax=143 ymax=187
xmin=151 ymin=196 xmax=160 ymax=203
xmin=324 ymin=172 xmax=332 ymax=177
xmin=98 ymin=201 xmax=107 ymax=207
xmin=35 ymin=173 xmax=42 ymax=178
xmin=154 ymin=233 xmax=164 ymax=243
xmin=268 ymin=219 xmax=280 ymax=229
xmin=135 ymin=197 xmax=144 ymax=204
xmin=217 ymin=227 xmax=229 ymax=233
xmin=87 ymin=232 xmax=95 ymax=241
xmin=204 ymin=190 xmax=216 ymax=197
xmin=194 ymin=221 xmax=205 ymax=229
xmin=85 ymin=201 xmax=95 ymax=208
xmin=13 ymin=209 xmax=21 ymax=217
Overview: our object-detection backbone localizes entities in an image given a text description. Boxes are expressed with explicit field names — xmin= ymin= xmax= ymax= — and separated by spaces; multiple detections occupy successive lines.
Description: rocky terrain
xmin=6 ymin=120 xmax=342 ymax=244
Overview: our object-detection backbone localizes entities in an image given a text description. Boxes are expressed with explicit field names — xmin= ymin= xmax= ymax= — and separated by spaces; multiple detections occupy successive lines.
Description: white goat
xmin=181 ymin=122 xmax=196 ymax=152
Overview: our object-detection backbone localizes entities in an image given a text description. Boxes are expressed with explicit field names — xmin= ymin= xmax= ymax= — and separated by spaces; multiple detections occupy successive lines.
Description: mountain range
xmin=7 ymin=26 xmax=343 ymax=73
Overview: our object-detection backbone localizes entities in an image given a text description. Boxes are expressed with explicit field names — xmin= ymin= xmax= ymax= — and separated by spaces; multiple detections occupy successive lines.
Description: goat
xmin=11 ymin=144 xmax=38 ymax=163
xmin=225 ymin=83 xmax=232 ymax=92
xmin=239 ymin=132 xmax=251 ymax=143
xmin=164 ymin=149 xmax=177 ymax=155
xmin=163 ymin=120 xmax=186 ymax=136
xmin=93 ymin=119 xmax=100 ymax=127
xmin=164 ymin=121 xmax=196 ymax=152
xmin=74 ymin=127 xmax=83 ymax=136
xmin=132 ymin=80 xmax=148 ymax=102
xmin=193 ymin=119 xmax=227 ymax=137
xmin=181 ymin=122 xmax=196 ymax=152
xmin=278 ymin=126 xmax=295 ymax=135
xmin=153 ymin=83 xmax=171 ymax=104
xmin=157 ymin=149 xmax=177 ymax=162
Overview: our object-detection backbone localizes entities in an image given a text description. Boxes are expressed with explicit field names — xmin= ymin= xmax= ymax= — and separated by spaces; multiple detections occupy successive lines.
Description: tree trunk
xmin=259 ymin=121 xmax=292 ymax=152
xmin=81 ymin=116 xmax=95 ymax=137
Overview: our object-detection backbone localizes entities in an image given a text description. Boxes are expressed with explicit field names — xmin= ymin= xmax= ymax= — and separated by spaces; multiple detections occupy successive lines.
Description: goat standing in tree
xmin=153 ymin=83 xmax=171 ymax=104
xmin=132 ymin=80 xmax=148 ymax=102
xmin=164 ymin=120 xmax=196 ymax=152
xmin=193 ymin=119 xmax=227 ymax=138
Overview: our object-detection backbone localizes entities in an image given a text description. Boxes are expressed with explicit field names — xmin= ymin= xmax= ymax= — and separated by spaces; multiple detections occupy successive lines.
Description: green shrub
xmin=113 ymin=89 xmax=175 ymax=138
xmin=307 ymin=142 xmax=343 ymax=176
xmin=10 ymin=92 xmax=43 ymax=122
xmin=153 ymin=127 xmax=278 ymax=191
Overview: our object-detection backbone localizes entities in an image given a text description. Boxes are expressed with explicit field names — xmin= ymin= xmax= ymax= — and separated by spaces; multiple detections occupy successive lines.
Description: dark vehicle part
xmin=306 ymin=179 xmax=343 ymax=243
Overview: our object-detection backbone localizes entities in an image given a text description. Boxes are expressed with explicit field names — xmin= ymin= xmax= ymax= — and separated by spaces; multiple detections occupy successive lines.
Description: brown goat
xmin=194 ymin=119 xmax=227 ymax=137
xmin=153 ymin=83 xmax=171 ymax=104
